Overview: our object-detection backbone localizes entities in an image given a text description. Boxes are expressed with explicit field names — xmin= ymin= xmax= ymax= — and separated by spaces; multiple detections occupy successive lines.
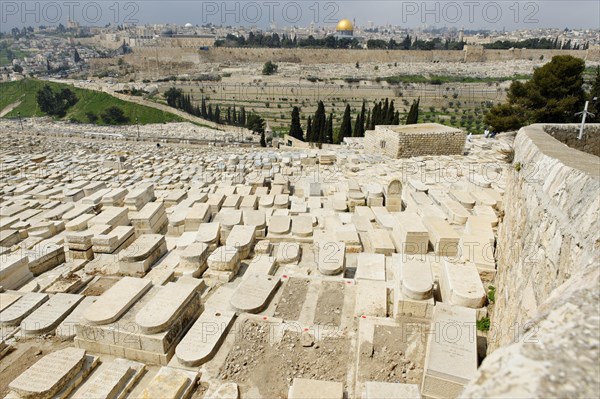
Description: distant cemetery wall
xmin=462 ymin=124 xmax=600 ymax=397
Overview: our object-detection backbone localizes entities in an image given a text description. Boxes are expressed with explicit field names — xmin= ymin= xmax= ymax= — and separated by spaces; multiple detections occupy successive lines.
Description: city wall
xmin=119 ymin=47 xmax=596 ymax=67
xmin=462 ymin=124 xmax=600 ymax=397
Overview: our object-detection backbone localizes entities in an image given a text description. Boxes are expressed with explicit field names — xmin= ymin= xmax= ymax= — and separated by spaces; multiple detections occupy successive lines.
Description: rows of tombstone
xmin=0 ymin=132 xmax=511 ymax=398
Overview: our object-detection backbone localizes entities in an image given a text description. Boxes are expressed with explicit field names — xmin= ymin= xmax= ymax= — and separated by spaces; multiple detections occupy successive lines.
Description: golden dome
xmin=336 ymin=19 xmax=354 ymax=32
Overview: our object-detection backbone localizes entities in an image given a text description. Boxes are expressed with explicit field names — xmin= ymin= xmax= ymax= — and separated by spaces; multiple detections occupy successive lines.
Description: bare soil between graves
xmin=358 ymin=324 xmax=426 ymax=385
xmin=273 ymin=278 xmax=310 ymax=321
xmin=80 ymin=276 xmax=118 ymax=296
xmin=313 ymin=281 xmax=345 ymax=326
xmin=218 ymin=320 xmax=350 ymax=398
xmin=0 ymin=337 xmax=73 ymax=397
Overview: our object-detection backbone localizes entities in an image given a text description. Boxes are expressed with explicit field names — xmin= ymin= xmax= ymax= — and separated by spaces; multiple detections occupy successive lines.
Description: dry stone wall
xmin=364 ymin=125 xmax=465 ymax=158
xmin=462 ymin=124 xmax=600 ymax=397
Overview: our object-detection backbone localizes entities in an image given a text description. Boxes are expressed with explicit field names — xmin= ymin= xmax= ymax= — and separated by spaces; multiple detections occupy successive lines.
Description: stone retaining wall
xmin=462 ymin=124 xmax=600 ymax=397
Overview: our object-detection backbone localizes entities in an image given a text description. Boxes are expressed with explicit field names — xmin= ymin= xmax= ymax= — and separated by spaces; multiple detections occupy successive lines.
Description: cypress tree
xmin=337 ymin=104 xmax=352 ymax=143
xmin=201 ymin=97 xmax=207 ymax=117
xmin=325 ymin=113 xmax=333 ymax=144
xmin=289 ymin=106 xmax=304 ymax=140
xmin=406 ymin=98 xmax=420 ymax=125
xmin=393 ymin=110 xmax=400 ymax=124
xmin=214 ymin=105 xmax=221 ymax=124
xmin=359 ymin=101 xmax=366 ymax=136
xmin=207 ymin=104 xmax=213 ymax=121
xmin=386 ymin=100 xmax=395 ymax=124
xmin=365 ymin=109 xmax=371 ymax=131
xmin=306 ymin=116 xmax=313 ymax=142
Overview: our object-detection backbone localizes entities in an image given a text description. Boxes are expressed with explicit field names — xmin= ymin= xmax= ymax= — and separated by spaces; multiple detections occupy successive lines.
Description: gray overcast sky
xmin=1 ymin=1 xmax=599 ymax=31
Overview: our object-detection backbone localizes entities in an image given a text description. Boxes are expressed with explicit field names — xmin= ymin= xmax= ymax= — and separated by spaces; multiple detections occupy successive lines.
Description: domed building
xmin=335 ymin=19 xmax=354 ymax=38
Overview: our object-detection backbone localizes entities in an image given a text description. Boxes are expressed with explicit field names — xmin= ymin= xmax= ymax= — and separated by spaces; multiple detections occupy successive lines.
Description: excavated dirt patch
xmin=359 ymin=324 xmax=426 ymax=385
xmin=218 ymin=320 xmax=350 ymax=398
xmin=273 ymin=277 xmax=310 ymax=321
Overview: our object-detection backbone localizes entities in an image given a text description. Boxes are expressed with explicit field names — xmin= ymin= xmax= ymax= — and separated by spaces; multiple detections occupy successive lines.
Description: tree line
xmin=215 ymin=32 xmax=361 ymax=49
xmin=367 ymin=36 xmax=465 ymax=51
xmin=164 ymin=87 xmax=248 ymax=127
xmin=164 ymin=87 xmax=269 ymax=146
xmin=483 ymin=37 xmax=590 ymax=50
xmin=214 ymin=32 xmax=468 ymax=51
xmin=288 ymin=97 xmax=420 ymax=144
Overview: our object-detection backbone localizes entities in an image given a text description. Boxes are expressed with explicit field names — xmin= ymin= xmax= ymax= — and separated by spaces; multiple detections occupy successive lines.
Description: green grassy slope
xmin=0 ymin=79 xmax=184 ymax=125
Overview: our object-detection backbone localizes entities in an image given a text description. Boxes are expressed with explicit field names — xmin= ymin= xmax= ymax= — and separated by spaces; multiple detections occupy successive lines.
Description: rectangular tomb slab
xmin=392 ymin=212 xmax=429 ymax=255
xmin=421 ymin=304 xmax=477 ymax=399
xmin=73 ymin=358 xmax=146 ymax=399
xmin=8 ymin=347 xmax=87 ymax=399
xmin=83 ymin=277 xmax=152 ymax=326
xmin=175 ymin=309 xmax=236 ymax=367
xmin=355 ymin=253 xmax=386 ymax=281
xmin=355 ymin=280 xmax=387 ymax=317
xmin=0 ymin=292 xmax=48 ymax=326
xmin=422 ymin=216 xmax=460 ymax=257
xmin=368 ymin=229 xmax=396 ymax=256
xmin=288 ymin=378 xmax=344 ymax=399
xmin=20 ymin=293 xmax=84 ymax=336
xmin=139 ymin=366 xmax=198 ymax=399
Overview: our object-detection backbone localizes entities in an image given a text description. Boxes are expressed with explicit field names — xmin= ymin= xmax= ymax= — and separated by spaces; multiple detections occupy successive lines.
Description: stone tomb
xmin=196 ymin=222 xmax=221 ymax=250
xmin=130 ymin=202 xmax=168 ymax=235
xmin=355 ymin=253 xmax=386 ymax=281
xmin=91 ymin=225 xmax=136 ymax=254
xmin=205 ymin=245 xmax=241 ymax=282
xmin=384 ymin=179 xmax=403 ymax=212
xmin=184 ymin=203 xmax=211 ymax=232
xmin=439 ymin=260 xmax=486 ymax=308
xmin=0 ymin=292 xmax=48 ymax=327
xmin=176 ymin=242 xmax=210 ymax=277
xmin=56 ymin=296 xmax=97 ymax=339
xmin=422 ymin=216 xmax=460 ymax=257
xmin=73 ymin=358 xmax=146 ymax=399
xmin=138 ymin=366 xmax=198 ymax=399
xmin=82 ymin=277 xmax=152 ymax=326
xmin=367 ymin=229 xmax=396 ymax=256
xmin=119 ymin=234 xmax=167 ymax=276
xmin=230 ymin=273 xmax=281 ymax=313
xmin=76 ymin=278 xmax=202 ymax=365
xmin=135 ymin=277 xmax=202 ymax=334
xmin=175 ymin=309 xmax=236 ymax=367
xmin=317 ymin=241 xmax=345 ymax=275
xmin=225 ymin=225 xmax=256 ymax=259
xmin=393 ymin=254 xmax=434 ymax=319
xmin=20 ymin=293 xmax=84 ymax=336
xmin=392 ymin=212 xmax=430 ymax=255
xmin=0 ymin=254 xmax=33 ymax=290
xmin=8 ymin=347 xmax=98 ymax=399
xmin=421 ymin=304 xmax=477 ymax=399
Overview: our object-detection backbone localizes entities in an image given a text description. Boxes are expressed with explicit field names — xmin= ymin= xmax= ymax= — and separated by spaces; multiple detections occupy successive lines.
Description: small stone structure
xmin=364 ymin=123 xmax=465 ymax=158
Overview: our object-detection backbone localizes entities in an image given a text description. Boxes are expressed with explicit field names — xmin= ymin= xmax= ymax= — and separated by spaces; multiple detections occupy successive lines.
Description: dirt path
xmin=0 ymin=100 xmax=22 ymax=118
